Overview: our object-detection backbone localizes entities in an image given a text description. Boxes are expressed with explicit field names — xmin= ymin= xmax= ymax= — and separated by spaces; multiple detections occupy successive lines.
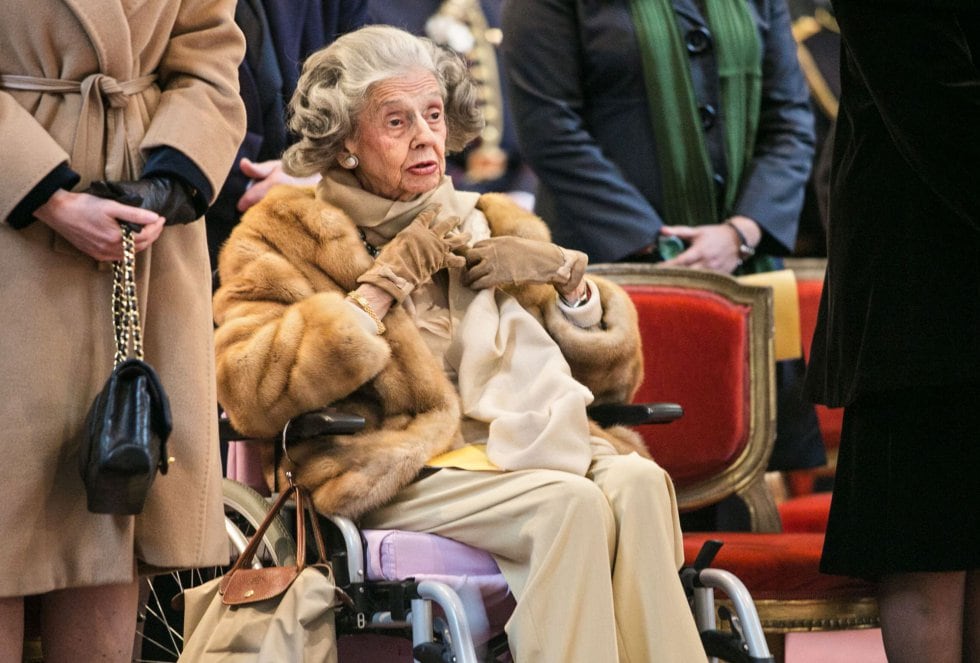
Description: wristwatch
xmin=725 ymin=221 xmax=755 ymax=264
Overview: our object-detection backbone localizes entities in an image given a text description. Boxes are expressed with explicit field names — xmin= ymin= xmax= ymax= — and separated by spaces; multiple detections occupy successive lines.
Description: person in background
xmin=805 ymin=3 xmax=980 ymax=661
xmin=213 ymin=25 xmax=705 ymax=662
xmin=206 ymin=0 xmax=368 ymax=271
xmin=367 ymin=0 xmax=537 ymax=209
xmin=501 ymin=0 xmax=824 ymax=521
xmin=0 ymin=1 xmax=245 ymax=660
xmin=789 ymin=0 xmax=839 ymax=253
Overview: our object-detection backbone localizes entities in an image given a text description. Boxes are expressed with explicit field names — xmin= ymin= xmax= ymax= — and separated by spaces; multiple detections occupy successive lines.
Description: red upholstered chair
xmin=589 ymin=264 xmax=878 ymax=659
xmin=778 ymin=258 xmax=840 ymax=533
xmin=590 ymin=264 xmax=781 ymax=531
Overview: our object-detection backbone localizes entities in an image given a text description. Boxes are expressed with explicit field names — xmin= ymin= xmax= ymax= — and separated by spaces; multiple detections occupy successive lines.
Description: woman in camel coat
xmin=0 ymin=1 xmax=245 ymax=659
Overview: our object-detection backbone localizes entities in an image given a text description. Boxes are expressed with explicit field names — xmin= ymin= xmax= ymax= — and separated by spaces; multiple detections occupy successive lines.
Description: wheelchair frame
xmin=137 ymin=408 xmax=775 ymax=663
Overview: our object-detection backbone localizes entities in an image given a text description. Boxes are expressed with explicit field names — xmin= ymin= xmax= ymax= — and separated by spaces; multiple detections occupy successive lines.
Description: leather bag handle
xmin=224 ymin=475 xmax=329 ymax=576
xmin=218 ymin=475 xmax=333 ymax=605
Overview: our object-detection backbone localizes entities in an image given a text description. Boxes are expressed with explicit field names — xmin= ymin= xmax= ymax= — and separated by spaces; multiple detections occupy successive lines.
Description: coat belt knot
xmin=88 ymin=73 xmax=135 ymax=109
xmin=0 ymin=72 xmax=158 ymax=182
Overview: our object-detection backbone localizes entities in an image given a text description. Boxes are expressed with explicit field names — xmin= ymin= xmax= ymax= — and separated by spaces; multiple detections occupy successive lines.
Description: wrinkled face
xmin=344 ymin=70 xmax=447 ymax=201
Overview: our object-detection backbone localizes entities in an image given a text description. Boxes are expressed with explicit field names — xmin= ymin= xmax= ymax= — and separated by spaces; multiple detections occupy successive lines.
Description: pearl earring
xmin=341 ymin=154 xmax=359 ymax=169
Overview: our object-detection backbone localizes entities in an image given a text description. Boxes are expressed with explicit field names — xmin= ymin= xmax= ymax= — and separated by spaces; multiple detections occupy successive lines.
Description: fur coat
xmin=214 ymin=185 xmax=647 ymax=519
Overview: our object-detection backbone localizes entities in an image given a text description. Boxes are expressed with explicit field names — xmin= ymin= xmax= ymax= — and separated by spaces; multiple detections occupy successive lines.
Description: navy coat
xmin=207 ymin=0 xmax=368 ymax=268
xmin=501 ymin=0 xmax=815 ymax=263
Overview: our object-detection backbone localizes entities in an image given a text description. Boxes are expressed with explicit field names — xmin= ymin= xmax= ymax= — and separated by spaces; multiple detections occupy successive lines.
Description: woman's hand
xmin=356 ymin=203 xmax=470 ymax=302
xmin=660 ymin=216 xmax=761 ymax=273
xmin=236 ymin=158 xmax=322 ymax=212
xmin=462 ymin=236 xmax=587 ymax=297
xmin=33 ymin=189 xmax=165 ymax=261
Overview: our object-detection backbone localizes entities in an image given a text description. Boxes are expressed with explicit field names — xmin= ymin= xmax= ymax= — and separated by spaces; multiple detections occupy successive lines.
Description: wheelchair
xmin=135 ymin=407 xmax=775 ymax=663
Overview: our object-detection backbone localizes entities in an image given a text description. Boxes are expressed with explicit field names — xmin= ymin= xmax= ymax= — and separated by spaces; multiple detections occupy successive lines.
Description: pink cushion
xmin=226 ymin=441 xmax=270 ymax=495
xmin=364 ymin=529 xmax=503 ymax=579
xmin=363 ymin=529 xmax=514 ymax=643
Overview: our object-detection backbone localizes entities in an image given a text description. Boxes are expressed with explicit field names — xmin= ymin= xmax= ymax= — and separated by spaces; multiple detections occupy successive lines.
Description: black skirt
xmin=820 ymin=381 xmax=980 ymax=579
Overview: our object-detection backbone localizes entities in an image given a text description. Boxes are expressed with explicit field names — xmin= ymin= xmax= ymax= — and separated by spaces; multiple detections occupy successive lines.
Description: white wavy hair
xmin=282 ymin=25 xmax=485 ymax=177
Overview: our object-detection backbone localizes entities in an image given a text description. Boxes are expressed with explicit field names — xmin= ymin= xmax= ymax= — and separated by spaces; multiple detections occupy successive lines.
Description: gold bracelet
xmin=346 ymin=291 xmax=386 ymax=335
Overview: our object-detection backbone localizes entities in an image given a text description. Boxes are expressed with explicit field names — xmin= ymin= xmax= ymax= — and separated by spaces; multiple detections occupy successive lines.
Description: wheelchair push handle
xmin=219 ymin=407 xmax=367 ymax=444
xmin=586 ymin=402 xmax=684 ymax=428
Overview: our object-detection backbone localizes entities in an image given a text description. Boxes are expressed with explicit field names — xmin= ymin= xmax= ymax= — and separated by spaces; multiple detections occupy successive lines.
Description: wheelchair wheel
xmin=700 ymin=628 xmax=753 ymax=663
xmin=134 ymin=479 xmax=295 ymax=662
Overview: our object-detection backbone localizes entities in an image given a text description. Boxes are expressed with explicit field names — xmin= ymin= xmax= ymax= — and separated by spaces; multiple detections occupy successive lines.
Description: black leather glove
xmin=85 ymin=176 xmax=199 ymax=225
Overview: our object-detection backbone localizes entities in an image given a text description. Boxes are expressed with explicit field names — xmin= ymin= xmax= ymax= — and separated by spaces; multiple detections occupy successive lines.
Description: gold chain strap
xmin=111 ymin=225 xmax=143 ymax=365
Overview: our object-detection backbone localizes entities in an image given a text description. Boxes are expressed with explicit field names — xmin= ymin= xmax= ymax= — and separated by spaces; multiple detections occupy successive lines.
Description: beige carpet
xmin=785 ymin=628 xmax=887 ymax=662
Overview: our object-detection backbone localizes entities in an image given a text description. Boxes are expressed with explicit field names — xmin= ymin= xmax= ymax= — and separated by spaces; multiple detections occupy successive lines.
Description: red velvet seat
xmin=779 ymin=259 xmax=841 ymax=533
xmin=590 ymin=264 xmax=878 ymax=653
xmin=683 ymin=532 xmax=878 ymax=634
xmin=787 ymin=262 xmax=843 ymax=497
xmin=683 ymin=533 xmax=873 ymax=601
xmin=591 ymin=264 xmax=780 ymax=530
xmin=778 ymin=492 xmax=832 ymax=533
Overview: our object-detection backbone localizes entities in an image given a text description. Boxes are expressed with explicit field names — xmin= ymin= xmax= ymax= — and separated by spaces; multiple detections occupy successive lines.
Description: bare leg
xmin=0 ymin=596 xmax=25 ymax=662
xmin=964 ymin=570 xmax=980 ymax=663
xmin=39 ymin=580 xmax=140 ymax=663
xmin=878 ymin=571 xmax=965 ymax=663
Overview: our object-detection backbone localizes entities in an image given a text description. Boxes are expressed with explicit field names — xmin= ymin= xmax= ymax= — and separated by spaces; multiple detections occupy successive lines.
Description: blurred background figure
xmin=367 ymin=0 xmax=537 ymax=209
xmin=789 ymin=0 xmax=839 ymax=255
xmin=206 ymin=0 xmax=368 ymax=270
xmin=500 ymin=0 xmax=824 ymax=527
xmin=500 ymin=0 xmax=815 ymax=269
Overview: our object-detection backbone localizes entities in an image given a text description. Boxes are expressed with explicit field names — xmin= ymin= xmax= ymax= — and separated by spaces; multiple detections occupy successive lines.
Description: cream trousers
xmin=361 ymin=452 xmax=705 ymax=663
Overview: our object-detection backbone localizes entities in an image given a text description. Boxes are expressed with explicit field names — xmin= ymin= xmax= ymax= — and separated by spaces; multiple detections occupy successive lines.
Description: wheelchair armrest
xmin=285 ymin=408 xmax=366 ymax=441
xmin=219 ymin=407 xmax=367 ymax=443
xmin=587 ymin=402 xmax=684 ymax=428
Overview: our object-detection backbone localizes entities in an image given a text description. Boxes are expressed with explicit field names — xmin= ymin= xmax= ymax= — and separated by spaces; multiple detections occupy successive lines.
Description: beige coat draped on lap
xmin=0 ymin=0 xmax=246 ymax=596
xmin=213 ymin=186 xmax=648 ymax=520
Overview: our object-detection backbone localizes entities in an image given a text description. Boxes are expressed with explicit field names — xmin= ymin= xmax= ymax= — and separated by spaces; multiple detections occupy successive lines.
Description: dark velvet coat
xmin=501 ymin=0 xmax=815 ymax=263
xmin=805 ymin=1 xmax=980 ymax=406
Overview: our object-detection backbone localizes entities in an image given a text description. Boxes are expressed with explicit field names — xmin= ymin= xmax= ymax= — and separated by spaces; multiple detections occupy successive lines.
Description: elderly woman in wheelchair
xmin=212 ymin=25 xmax=705 ymax=662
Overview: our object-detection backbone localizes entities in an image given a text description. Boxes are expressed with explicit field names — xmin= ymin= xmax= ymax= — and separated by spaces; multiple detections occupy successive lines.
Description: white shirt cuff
xmin=556 ymin=279 xmax=602 ymax=328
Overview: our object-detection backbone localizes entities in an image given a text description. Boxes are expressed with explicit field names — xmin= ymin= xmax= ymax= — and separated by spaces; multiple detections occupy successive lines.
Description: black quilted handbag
xmin=81 ymin=223 xmax=171 ymax=515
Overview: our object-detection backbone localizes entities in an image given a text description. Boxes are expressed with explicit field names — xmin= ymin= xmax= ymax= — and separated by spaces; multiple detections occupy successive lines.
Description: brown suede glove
xmin=462 ymin=236 xmax=588 ymax=296
xmin=357 ymin=204 xmax=470 ymax=303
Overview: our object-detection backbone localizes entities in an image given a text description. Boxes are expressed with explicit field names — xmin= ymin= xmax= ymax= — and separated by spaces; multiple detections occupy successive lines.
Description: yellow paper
xmin=737 ymin=269 xmax=801 ymax=361
xmin=426 ymin=444 xmax=501 ymax=472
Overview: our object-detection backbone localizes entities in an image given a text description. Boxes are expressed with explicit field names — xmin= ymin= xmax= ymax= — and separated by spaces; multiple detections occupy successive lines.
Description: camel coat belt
xmin=0 ymin=73 xmax=156 ymax=186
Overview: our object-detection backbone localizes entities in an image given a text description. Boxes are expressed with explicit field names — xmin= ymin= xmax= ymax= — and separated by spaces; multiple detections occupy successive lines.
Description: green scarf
xmin=629 ymin=0 xmax=762 ymax=227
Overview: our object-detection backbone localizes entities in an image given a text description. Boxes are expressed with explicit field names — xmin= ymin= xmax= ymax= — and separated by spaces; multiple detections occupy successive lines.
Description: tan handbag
xmin=178 ymin=478 xmax=343 ymax=662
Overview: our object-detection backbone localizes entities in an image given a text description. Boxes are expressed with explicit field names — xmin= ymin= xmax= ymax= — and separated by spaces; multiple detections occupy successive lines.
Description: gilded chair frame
xmin=588 ymin=264 xmax=781 ymax=532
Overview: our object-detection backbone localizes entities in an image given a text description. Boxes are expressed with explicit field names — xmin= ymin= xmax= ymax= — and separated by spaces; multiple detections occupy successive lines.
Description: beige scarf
xmin=319 ymin=170 xmax=595 ymax=476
